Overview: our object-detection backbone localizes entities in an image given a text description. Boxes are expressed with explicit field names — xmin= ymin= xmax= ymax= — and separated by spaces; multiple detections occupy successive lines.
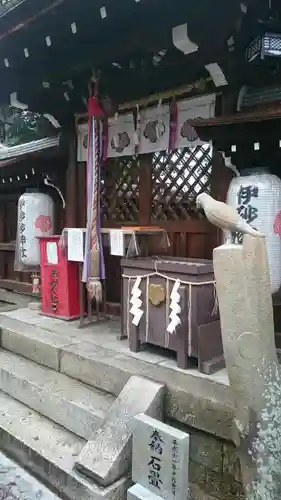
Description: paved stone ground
xmin=0 ymin=451 xmax=60 ymax=500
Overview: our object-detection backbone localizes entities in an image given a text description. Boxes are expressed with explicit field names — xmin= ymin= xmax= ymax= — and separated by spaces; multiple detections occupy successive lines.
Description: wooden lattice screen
xmin=151 ymin=145 xmax=212 ymax=220
xmin=101 ymin=156 xmax=139 ymax=223
xmin=101 ymin=145 xmax=212 ymax=225
xmin=101 ymin=145 xmax=215 ymax=304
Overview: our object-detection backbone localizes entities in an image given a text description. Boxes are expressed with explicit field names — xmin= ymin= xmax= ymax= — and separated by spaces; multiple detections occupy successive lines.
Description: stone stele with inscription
xmin=132 ymin=414 xmax=189 ymax=500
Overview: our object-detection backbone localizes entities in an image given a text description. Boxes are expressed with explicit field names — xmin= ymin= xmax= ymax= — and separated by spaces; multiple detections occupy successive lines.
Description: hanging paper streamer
xmin=138 ymin=104 xmax=170 ymax=154
xmin=107 ymin=112 xmax=135 ymax=157
xmin=130 ymin=277 xmax=144 ymax=326
xmin=175 ymin=94 xmax=215 ymax=149
xmin=167 ymin=279 xmax=181 ymax=334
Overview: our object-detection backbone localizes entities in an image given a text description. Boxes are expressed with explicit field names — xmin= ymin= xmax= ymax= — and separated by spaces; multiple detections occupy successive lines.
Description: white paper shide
xmin=130 ymin=277 xmax=144 ymax=327
xmin=167 ymin=280 xmax=181 ymax=334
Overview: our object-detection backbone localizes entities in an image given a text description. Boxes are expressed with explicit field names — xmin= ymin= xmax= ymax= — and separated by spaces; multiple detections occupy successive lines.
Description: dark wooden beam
xmin=65 ymin=124 xmax=78 ymax=228
xmin=0 ymin=278 xmax=34 ymax=295
xmin=0 ymin=0 xmax=64 ymax=41
xmin=139 ymin=155 xmax=152 ymax=226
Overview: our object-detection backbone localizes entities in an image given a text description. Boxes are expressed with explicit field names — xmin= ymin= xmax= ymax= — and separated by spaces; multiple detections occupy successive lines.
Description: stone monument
xmin=197 ymin=192 xmax=281 ymax=499
xmin=128 ymin=414 xmax=190 ymax=500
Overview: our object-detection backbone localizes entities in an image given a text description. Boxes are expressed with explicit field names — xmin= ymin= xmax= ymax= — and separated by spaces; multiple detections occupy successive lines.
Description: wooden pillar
xmin=77 ymin=161 xmax=86 ymax=228
xmin=139 ymin=154 xmax=153 ymax=225
xmin=65 ymin=124 xmax=78 ymax=228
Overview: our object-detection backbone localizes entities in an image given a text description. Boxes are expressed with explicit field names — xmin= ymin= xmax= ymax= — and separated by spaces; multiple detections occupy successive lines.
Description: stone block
xmin=222 ymin=443 xmax=241 ymax=482
xmin=0 ymin=316 xmax=76 ymax=370
xmin=61 ymin=342 xmax=235 ymax=442
xmin=188 ymin=461 xmax=206 ymax=489
xmin=0 ymin=349 xmax=113 ymax=440
xmin=127 ymin=484 xmax=163 ymax=500
xmin=0 ymin=391 xmax=129 ymax=500
xmin=132 ymin=414 xmax=189 ymax=500
xmin=28 ymin=302 xmax=42 ymax=311
xmin=189 ymin=484 xmax=219 ymax=500
xmin=128 ymin=484 xmax=223 ymax=500
xmin=204 ymin=470 xmax=244 ymax=500
xmin=75 ymin=376 xmax=164 ymax=486
xmin=190 ymin=430 xmax=223 ymax=473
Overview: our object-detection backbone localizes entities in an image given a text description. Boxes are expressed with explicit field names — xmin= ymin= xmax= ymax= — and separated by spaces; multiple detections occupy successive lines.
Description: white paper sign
xmin=46 ymin=242 xmax=58 ymax=265
xmin=110 ymin=230 xmax=124 ymax=257
xmin=68 ymin=228 xmax=84 ymax=262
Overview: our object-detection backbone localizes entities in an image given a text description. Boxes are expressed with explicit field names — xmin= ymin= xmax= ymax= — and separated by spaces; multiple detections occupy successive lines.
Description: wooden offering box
xmin=122 ymin=257 xmax=225 ymax=374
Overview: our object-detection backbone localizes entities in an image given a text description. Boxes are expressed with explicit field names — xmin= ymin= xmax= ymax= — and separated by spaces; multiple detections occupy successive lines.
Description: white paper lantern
xmin=17 ymin=191 xmax=54 ymax=267
xmin=227 ymin=170 xmax=281 ymax=294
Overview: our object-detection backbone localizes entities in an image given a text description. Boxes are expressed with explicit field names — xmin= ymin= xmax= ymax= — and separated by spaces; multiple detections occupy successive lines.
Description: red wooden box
xmin=38 ymin=235 xmax=81 ymax=320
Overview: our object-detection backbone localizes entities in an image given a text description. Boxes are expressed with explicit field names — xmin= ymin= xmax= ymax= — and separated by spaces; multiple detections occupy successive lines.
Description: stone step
xmin=0 ymin=314 xmax=235 ymax=442
xmin=0 ymin=391 xmax=128 ymax=500
xmin=0 ymin=349 xmax=114 ymax=440
xmin=0 ymin=315 xmax=79 ymax=371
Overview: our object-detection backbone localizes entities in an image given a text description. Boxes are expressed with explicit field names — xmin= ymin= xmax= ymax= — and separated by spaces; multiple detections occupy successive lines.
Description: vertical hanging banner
xmin=107 ymin=113 xmax=135 ymax=157
xmin=138 ymin=104 xmax=170 ymax=154
xmin=175 ymin=94 xmax=216 ymax=149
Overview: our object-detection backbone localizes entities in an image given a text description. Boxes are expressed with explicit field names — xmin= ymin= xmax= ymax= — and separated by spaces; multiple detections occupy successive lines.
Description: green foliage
xmin=6 ymin=110 xmax=42 ymax=146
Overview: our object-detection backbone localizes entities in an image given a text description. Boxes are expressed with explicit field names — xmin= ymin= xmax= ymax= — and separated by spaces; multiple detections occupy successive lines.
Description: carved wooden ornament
xmin=148 ymin=284 xmax=166 ymax=306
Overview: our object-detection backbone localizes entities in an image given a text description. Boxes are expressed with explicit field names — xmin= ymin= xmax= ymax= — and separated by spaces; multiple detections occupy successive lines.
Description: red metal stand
xmin=38 ymin=235 xmax=81 ymax=320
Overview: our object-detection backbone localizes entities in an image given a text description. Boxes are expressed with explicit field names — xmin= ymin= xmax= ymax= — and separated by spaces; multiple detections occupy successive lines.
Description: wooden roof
xmin=0 ymin=0 xmax=274 ymax=119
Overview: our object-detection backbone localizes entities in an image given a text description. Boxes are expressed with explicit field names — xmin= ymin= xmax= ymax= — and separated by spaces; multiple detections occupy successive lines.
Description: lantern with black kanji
xmin=227 ymin=168 xmax=281 ymax=294
xmin=16 ymin=190 xmax=54 ymax=269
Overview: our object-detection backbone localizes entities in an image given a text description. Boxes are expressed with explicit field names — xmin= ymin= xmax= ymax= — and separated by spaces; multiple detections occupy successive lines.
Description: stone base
xmin=127 ymin=484 xmax=163 ymax=500
xmin=28 ymin=301 xmax=42 ymax=311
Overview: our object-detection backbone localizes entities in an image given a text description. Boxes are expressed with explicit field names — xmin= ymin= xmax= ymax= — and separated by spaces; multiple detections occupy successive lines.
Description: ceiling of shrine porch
xmin=0 ymin=0 xmax=277 ymax=121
